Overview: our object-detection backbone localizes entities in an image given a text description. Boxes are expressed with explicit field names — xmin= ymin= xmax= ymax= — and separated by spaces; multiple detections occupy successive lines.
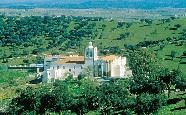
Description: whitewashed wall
xmin=110 ymin=57 xmax=126 ymax=78
xmin=45 ymin=63 xmax=84 ymax=82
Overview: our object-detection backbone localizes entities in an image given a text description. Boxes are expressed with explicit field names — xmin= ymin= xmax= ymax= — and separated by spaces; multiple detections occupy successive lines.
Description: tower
xmin=84 ymin=41 xmax=98 ymax=75
xmin=85 ymin=42 xmax=98 ymax=65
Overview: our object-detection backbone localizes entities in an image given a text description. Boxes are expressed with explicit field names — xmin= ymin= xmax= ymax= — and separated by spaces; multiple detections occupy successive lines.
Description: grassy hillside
xmin=0 ymin=15 xmax=186 ymax=75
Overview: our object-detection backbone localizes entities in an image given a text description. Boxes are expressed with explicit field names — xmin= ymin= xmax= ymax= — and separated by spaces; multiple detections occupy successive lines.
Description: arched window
xmin=86 ymin=49 xmax=89 ymax=57
xmin=89 ymin=50 xmax=93 ymax=57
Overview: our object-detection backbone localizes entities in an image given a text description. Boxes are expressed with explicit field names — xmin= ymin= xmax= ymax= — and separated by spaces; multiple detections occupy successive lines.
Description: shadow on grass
xmin=167 ymin=98 xmax=182 ymax=105
xmin=171 ymin=106 xmax=186 ymax=111
xmin=165 ymin=54 xmax=171 ymax=57
xmin=29 ymin=76 xmax=42 ymax=84
xmin=178 ymin=92 xmax=186 ymax=96
xmin=164 ymin=58 xmax=172 ymax=60
xmin=0 ymin=112 xmax=6 ymax=115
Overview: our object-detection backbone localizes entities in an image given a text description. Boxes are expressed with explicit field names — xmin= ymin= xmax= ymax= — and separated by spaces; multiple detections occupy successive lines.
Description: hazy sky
xmin=0 ymin=0 xmax=183 ymax=3
xmin=0 ymin=0 xmax=185 ymax=5
xmin=0 ymin=0 xmax=178 ymax=3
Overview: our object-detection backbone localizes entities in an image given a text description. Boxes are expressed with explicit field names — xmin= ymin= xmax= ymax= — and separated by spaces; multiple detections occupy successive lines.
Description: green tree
xmin=9 ymin=86 xmax=50 ymax=114
xmin=22 ymin=49 xmax=29 ymax=56
xmin=160 ymin=69 xmax=179 ymax=97
xmin=135 ymin=93 xmax=166 ymax=115
xmin=71 ymin=78 xmax=99 ymax=115
xmin=2 ymin=51 xmax=8 ymax=63
xmin=183 ymin=51 xmax=186 ymax=56
xmin=65 ymin=72 xmax=73 ymax=81
xmin=175 ymin=71 xmax=186 ymax=91
xmin=128 ymin=49 xmax=168 ymax=115
xmin=77 ymin=72 xmax=86 ymax=80
xmin=144 ymin=19 xmax=152 ymax=25
xmin=170 ymin=50 xmax=177 ymax=60
xmin=52 ymin=80 xmax=73 ymax=112
xmin=51 ymin=50 xmax=60 ymax=56
xmin=35 ymin=56 xmax=44 ymax=64
xmin=39 ymin=93 xmax=57 ymax=114
xmin=98 ymin=80 xmax=135 ymax=114
xmin=129 ymin=49 xmax=165 ymax=94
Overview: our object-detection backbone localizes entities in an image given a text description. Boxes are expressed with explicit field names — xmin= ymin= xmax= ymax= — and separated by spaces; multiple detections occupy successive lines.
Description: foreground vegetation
xmin=0 ymin=66 xmax=30 ymax=113
xmin=0 ymin=49 xmax=186 ymax=114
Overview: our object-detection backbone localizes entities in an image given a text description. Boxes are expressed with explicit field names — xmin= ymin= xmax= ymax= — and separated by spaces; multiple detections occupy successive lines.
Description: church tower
xmin=84 ymin=42 xmax=98 ymax=66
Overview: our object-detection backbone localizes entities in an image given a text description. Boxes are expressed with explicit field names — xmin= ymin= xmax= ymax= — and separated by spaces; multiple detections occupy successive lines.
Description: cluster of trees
xmin=117 ymin=32 xmax=130 ymax=40
xmin=0 ymin=15 xmax=97 ymax=47
xmin=9 ymin=79 xmax=134 ymax=115
xmin=6 ymin=49 xmax=186 ymax=115
xmin=100 ymin=46 xmax=122 ymax=55
xmin=140 ymin=19 xmax=153 ymax=25
xmin=136 ymin=40 xmax=164 ymax=48
xmin=117 ymin=22 xmax=132 ymax=28
xmin=129 ymin=49 xmax=185 ymax=97
xmin=0 ymin=15 xmax=99 ymax=61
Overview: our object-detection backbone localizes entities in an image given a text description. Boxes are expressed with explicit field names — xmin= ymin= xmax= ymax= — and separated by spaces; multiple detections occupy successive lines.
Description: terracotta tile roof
xmin=47 ymin=54 xmax=119 ymax=64
xmin=55 ymin=56 xmax=85 ymax=64
xmin=100 ymin=55 xmax=118 ymax=61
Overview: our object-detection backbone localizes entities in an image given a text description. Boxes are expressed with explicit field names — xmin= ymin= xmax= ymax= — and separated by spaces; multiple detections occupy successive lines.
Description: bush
xmin=117 ymin=32 xmax=130 ymax=40
xmin=22 ymin=50 xmax=29 ymax=56
xmin=23 ymin=59 xmax=29 ymax=64
xmin=176 ymin=76 xmax=186 ymax=91
xmin=135 ymin=93 xmax=166 ymax=114
xmin=167 ymin=98 xmax=182 ymax=105
xmin=182 ymin=51 xmax=186 ymax=56
xmin=51 ymin=51 xmax=60 ymax=56
xmin=170 ymin=50 xmax=177 ymax=60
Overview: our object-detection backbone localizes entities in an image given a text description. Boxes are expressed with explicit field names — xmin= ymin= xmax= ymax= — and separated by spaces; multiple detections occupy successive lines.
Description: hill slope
xmin=0 ymin=15 xmax=186 ymax=76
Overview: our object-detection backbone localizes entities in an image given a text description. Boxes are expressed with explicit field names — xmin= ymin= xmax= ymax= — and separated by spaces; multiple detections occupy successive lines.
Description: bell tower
xmin=84 ymin=42 xmax=98 ymax=66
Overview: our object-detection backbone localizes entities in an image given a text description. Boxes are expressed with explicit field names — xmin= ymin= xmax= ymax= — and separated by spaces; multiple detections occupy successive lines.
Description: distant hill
xmin=0 ymin=0 xmax=186 ymax=9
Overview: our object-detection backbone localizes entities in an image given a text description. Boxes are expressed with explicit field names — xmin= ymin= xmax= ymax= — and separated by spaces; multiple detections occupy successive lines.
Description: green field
xmin=0 ymin=16 xmax=186 ymax=71
xmin=0 ymin=16 xmax=185 ymax=71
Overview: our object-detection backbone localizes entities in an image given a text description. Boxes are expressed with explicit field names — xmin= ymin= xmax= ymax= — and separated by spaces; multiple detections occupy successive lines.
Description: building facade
xmin=42 ymin=42 xmax=128 ymax=82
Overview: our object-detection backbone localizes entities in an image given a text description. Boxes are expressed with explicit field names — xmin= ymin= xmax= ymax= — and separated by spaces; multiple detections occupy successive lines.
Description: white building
xmin=43 ymin=42 xmax=128 ymax=82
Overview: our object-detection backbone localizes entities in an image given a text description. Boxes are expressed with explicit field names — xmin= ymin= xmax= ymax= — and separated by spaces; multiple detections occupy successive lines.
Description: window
xmin=89 ymin=50 xmax=93 ymax=57
xmin=86 ymin=50 xmax=89 ymax=57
